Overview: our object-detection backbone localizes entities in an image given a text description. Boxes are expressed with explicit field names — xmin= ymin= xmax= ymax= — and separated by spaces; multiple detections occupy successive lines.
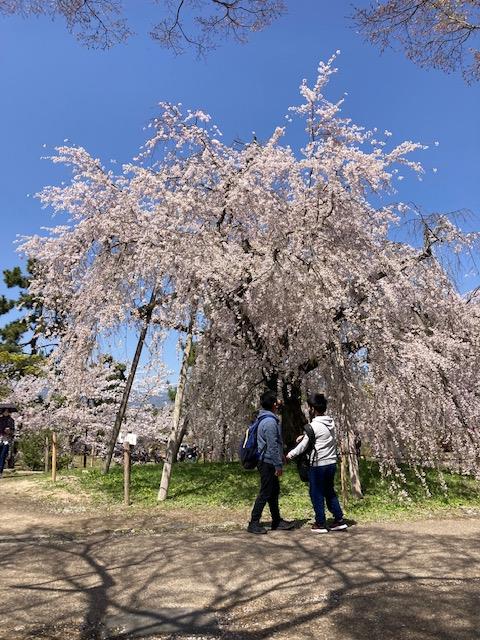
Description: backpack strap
xmin=303 ymin=423 xmax=317 ymax=464
xmin=257 ymin=414 xmax=274 ymax=460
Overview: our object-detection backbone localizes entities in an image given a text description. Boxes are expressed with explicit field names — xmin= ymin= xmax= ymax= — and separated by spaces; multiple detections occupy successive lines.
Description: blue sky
xmin=0 ymin=0 xmax=478 ymax=375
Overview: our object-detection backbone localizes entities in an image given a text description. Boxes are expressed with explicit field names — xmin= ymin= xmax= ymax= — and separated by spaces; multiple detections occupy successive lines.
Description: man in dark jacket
xmin=247 ymin=391 xmax=295 ymax=534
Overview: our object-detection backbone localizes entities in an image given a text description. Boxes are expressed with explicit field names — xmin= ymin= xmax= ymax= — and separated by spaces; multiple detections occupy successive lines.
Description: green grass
xmin=64 ymin=459 xmax=480 ymax=522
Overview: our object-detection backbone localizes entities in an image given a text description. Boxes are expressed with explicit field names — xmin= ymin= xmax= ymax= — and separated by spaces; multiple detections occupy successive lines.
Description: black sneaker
xmin=330 ymin=519 xmax=348 ymax=531
xmin=247 ymin=522 xmax=268 ymax=535
xmin=271 ymin=519 xmax=295 ymax=531
xmin=311 ymin=522 xmax=329 ymax=534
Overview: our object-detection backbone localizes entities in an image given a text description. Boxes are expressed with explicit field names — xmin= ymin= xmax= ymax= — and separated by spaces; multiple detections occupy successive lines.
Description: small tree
xmin=0 ymin=261 xmax=44 ymax=355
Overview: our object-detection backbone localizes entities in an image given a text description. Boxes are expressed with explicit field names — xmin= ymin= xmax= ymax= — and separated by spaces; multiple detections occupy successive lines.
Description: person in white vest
xmin=287 ymin=393 xmax=347 ymax=533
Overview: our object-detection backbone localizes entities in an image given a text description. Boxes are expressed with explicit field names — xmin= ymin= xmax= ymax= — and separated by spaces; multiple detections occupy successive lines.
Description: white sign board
xmin=125 ymin=432 xmax=137 ymax=446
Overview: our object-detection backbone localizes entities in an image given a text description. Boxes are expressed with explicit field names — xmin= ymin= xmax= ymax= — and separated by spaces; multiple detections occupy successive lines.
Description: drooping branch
xmin=151 ymin=0 xmax=286 ymax=56
xmin=0 ymin=0 xmax=285 ymax=51
xmin=353 ymin=0 xmax=480 ymax=82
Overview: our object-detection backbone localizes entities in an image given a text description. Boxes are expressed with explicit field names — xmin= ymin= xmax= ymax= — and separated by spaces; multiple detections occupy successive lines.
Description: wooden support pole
xmin=124 ymin=441 xmax=131 ymax=506
xmin=44 ymin=435 xmax=49 ymax=474
xmin=51 ymin=431 xmax=57 ymax=482
xmin=340 ymin=444 xmax=348 ymax=505
xmin=158 ymin=318 xmax=194 ymax=501
xmin=103 ymin=288 xmax=157 ymax=474
xmin=346 ymin=429 xmax=363 ymax=500
xmin=90 ymin=444 xmax=96 ymax=468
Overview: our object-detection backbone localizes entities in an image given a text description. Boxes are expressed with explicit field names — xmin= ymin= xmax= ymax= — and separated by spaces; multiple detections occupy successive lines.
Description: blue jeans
xmin=308 ymin=463 xmax=343 ymax=525
xmin=0 ymin=442 xmax=10 ymax=474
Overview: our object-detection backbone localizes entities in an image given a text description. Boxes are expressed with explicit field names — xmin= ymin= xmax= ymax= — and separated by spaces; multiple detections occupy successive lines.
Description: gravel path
xmin=1 ymin=476 xmax=479 ymax=640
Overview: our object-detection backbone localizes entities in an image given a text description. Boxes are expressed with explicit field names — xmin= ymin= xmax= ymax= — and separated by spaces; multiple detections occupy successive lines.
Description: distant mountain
xmin=148 ymin=391 xmax=171 ymax=407
xmin=129 ymin=390 xmax=171 ymax=408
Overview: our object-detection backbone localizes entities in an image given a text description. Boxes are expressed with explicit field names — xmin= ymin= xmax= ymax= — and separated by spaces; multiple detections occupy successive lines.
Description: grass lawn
xmin=58 ymin=459 xmax=480 ymax=522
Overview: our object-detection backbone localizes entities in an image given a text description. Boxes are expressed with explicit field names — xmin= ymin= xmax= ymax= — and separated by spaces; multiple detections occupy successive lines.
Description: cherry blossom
xmin=20 ymin=56 xmax=480 ymax=496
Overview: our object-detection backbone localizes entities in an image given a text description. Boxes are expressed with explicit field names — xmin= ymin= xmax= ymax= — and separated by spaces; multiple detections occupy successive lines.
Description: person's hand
xmin=295 ymin=435 xmax=303 ymax=444
xmin=275 ymin=468 xmax=283 ymax=477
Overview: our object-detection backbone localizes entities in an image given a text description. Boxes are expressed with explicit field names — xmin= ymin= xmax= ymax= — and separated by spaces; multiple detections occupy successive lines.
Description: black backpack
xmin=296 ymin=423 xmax=316 ymax=482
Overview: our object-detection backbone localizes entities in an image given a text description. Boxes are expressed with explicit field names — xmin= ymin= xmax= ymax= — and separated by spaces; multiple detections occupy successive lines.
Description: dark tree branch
xmin=0 ymin=0 xmax=285 ymax=51
xmin=353 ymin=1 xmax=480 ymax=82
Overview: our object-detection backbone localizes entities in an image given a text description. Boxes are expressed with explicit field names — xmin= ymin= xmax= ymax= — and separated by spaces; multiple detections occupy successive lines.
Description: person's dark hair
xmin=307 ymin=392 xmax=327 ymax=414
xmin=260 ymin=390 xmax=278 ymax=411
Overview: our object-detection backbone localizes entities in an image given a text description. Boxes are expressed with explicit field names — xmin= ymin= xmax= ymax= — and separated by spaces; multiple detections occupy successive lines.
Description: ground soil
xmin=1 ymin=474 xmax=479 ymax=640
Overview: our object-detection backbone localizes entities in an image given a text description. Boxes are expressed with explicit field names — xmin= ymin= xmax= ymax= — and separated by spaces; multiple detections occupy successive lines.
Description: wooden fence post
xmin=51 ymin=431 xmax=57 ymax=482
xmin=124 ymin=441 xmax=131 ymax=506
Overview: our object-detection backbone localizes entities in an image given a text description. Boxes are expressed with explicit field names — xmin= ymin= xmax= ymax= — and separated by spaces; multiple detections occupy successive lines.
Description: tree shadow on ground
xmin=1 ymin=517 xmax=479 ymax=639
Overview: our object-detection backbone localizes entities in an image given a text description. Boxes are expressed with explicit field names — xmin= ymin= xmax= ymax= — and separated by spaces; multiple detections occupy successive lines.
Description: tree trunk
xmin=172 ymin=417 xmax=189 ymax=463
xmin=51 ymin=431 xmax=57 ymax=482
xmin=346 ymin=428 xmax=363 ymax=499
xmin=158 ymin=318 xmax=194 ymax=501
xmin=83 ymin=427 xmax=88 ymax=469
xmin=220 ymin=424 xmax=228 ymax=461
xmin=263 ymin=371 xmax=278 ymax=392
xmin=331 ymin=347 xmax=363 ymax=500
xmin=102 ymin=290 xmax=156 ymax=474
xmin=281 ymin=380 xmax=307 ymax=449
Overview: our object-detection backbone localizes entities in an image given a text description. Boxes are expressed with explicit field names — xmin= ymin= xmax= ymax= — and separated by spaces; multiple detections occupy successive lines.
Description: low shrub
xmin=17 ymin=430 xmax=72 ymax=471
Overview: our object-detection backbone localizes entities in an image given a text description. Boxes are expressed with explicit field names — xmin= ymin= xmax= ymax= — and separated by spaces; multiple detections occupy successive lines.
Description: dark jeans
xmin=250 ymin=461 xmax=281 ymax=526
xmin=0 ymin=442 xmax=10 ymax=474
xmin=308 ymin=463 xmax=343 ymax=525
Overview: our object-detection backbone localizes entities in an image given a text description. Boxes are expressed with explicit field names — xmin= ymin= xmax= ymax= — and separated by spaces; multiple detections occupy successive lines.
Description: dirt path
xmin=1 ymin=475 xmax=480 ymax=640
